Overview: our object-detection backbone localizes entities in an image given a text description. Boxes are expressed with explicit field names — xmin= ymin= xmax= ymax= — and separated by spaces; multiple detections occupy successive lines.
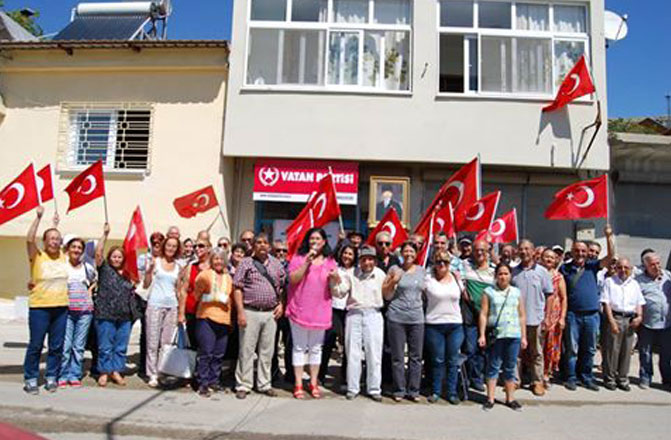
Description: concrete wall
xmin=0 ymin=46 xmax=231 ymax=297
xmin=223 ymin=0 xmax=608 ymax=171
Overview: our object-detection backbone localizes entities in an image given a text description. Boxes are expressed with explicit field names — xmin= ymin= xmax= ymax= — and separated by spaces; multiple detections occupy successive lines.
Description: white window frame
xmin=244 ymin=0 xmax=413 ymax=95
xmin=436 ymin=0 xmax=591 ymax=101
xmin=58 ymin=102 xmax=154 ymax=176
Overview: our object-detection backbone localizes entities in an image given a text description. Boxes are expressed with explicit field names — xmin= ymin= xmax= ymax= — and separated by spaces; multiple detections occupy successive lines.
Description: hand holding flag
xmin=123 ymin=206 xmax=149 ymax=283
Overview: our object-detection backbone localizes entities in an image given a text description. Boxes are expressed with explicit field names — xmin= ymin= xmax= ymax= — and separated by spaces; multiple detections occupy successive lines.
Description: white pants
xmin=345 ymin=309 xmax=383 ymax=396
xmin=290 ymin=321 xmax=325 ymax=367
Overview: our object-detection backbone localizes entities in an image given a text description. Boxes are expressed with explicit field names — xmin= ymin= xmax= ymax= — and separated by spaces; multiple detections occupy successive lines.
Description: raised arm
xmin=289 ymin=253 xmax=314 ymax=286
xmin=26 ymin=206 xmax=45 ymax=262
xmin=599 ymin=224 xmax=616 ymax=269
xmin=95 ymin=222 xmax=110 ymax=267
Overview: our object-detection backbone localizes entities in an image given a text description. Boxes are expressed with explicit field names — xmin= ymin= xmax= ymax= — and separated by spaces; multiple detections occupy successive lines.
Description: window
xmin=438 ymin=1 xmax=589 ymax=97
xmin=246 ymin=0 xmax=412 ymax=92
xmin=62 ymin=104 xmax=152 ymax=171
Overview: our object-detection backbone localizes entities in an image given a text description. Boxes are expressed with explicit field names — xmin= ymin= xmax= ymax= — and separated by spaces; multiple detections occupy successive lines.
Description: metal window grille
xmin=62 ymin=103 xmax=153 ymax=171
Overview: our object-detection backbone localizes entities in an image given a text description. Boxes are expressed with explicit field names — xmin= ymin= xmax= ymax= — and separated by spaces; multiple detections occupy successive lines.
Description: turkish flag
xmin=543 ymin=55 xmax=595 ymax=112
xmin=0 ymin=164 xmax=40 ymax=227
xmin=545 ymin=175 xmax=608 ymax=220
xmin=456 ymin=191 xmax=501 ymax=232
xmin=366 ymin=207 xmax=408 ymax=250
xmin=415 ymin=158 xmax=479 ymax=238
xmin=36 ymin=164 xmax=54 ymax=204
xmin=475 ymin=208 xmax=518 ymax=244
xmin=64 ymin=160 xmax=105 ymax=213
xmin=173 ymin=185 xmax=218 ymax=218
xmin=123 ymin=206 xmax=149 ymax=283
xmin=286 ymin=174 xmax=341 ymax=258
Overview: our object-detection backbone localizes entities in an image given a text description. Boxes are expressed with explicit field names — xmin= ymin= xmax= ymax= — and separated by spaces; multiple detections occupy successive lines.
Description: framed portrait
xmin=368 ymin=176 xmax=410 ymax=227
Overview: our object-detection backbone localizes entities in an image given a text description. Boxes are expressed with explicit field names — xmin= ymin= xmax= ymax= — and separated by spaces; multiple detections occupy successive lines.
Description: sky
xmin=3 ymin=0 xmax=669 ymax=119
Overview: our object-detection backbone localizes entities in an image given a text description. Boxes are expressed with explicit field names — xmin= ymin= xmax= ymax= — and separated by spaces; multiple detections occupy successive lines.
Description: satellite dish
xmin=604 ymin=10 xmax=628 ymax=41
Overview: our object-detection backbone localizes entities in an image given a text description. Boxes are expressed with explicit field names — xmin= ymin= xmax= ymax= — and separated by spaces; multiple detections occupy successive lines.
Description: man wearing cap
xmin=330 ymin=245 xmax=386 ymax=401
xmin=512 ymin=239 xmax=554 ymax=396
xmin=346 ymin=231 xmax=364 ymax=249
xmin=459 ymin=237 xmax=473 ymax=260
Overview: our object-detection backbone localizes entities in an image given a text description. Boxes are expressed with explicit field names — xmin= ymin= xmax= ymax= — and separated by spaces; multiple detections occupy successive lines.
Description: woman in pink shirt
xmin=287 ymin=228 xmax=337 ymax=399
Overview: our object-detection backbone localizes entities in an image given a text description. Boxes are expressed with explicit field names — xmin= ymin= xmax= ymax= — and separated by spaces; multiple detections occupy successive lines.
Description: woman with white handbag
xmin=144 ymin=237 xmax=181 ymax=388
xmin=193 ymin=248 xmax=233 ymax=397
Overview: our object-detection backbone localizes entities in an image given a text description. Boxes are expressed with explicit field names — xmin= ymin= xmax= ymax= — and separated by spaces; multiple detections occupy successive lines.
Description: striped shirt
xmin=67 ymin=263 xmax=94 ymax=312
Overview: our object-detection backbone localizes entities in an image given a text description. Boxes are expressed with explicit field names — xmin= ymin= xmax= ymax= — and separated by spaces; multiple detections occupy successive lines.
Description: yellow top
xmin=30 ymin=250 xmax=69 ymax=308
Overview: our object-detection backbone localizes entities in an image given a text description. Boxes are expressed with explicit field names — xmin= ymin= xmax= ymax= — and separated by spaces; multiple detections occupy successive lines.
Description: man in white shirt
xmin=330 ymin=245 xmax=385 ymax=402
xmin=601 ymin=257 xmax=645 ymax=391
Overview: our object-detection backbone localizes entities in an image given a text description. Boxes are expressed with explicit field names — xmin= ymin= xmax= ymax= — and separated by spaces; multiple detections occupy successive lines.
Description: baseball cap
xmin=359 ymin=245 xmax=376 ymax=259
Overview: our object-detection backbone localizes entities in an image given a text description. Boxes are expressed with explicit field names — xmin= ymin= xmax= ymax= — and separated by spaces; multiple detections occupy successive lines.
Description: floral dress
xmin=543 ymin=271 xmax=564 ymax=377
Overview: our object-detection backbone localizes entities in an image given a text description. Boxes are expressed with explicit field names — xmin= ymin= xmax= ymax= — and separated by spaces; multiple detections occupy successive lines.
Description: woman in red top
xmin=179 ymin=237 xmax=212 ymax=349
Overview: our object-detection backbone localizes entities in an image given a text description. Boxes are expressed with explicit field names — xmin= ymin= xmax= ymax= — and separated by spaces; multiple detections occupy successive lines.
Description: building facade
xmin=223 ymin=0 xmax=609 ymax=245
xmin=0 ymin=40 xmax=231 ymax=297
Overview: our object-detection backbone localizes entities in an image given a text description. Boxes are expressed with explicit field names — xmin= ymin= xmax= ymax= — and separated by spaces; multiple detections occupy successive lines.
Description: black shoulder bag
xmin=485 ymin=288 xmax=510 ymax=349
xmin=252 ymin=258 xmax=279 ymax=296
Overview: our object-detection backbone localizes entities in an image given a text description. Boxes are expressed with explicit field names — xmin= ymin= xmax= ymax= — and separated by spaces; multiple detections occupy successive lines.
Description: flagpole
xmin=328 ymin=166 xmax=345 ymax=235
xmin=476 ymin=154 xmax=482 ymax=199
xmin=103 ymin=192 xmax=109 ymax=224
xmin=206 ymin=210 xmax=220 ymax=233
xmin=423 ymin=211 xmax=436 ymax=269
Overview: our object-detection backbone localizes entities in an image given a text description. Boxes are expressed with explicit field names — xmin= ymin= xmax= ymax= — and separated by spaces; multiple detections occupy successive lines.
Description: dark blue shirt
xmin=561 ymin=259 xmax=601 ymax=313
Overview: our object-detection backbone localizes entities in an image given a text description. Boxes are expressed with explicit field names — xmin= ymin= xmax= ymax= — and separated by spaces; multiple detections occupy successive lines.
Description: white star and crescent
xmin=465 ymin=201 xmax=485 ymax=221
xmin=79 ymin=175 xmax=97 ymax=195
xmin=445 ymin=181 xmax=465 ymax=206
xmin=566 ymin=73 xmax=581 ymax=95
xmin=1 ymin=183 xmax=26 ymax=210
xmin=489 ymin=219 xmax=506 ymax=237
xmin=382 ymin=221 xmax=397 ymax=239
xmin=568 ymin=185 xmax=595 ymax=208
xmin=194 ymin=193 xmax=210 ymax=208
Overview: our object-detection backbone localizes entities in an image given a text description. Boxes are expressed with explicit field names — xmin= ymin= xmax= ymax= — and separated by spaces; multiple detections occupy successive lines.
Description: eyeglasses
xmin=195 ymin=244 xmax=207 ymax=249
xmin=377 ymin=242 xmax=391 ymax=247
xmin=436 ymin=260 xmax=449 ymax=266
xmin=241 ymin=237 xmax=253 ymax=242
xmin=275 ymin=249 xmax=288 ymax=253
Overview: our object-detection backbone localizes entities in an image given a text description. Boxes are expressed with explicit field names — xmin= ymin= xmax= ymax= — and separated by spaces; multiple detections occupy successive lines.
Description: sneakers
xmin=506 ymin=400 xmax=523 ymax=411
xmin=147 ymin=376 xmax=159 ymax=388
xmin=482 ymin=400 xmax=495 ymax=411
xmin=583 ymin=382 xmax=600 ymax=392
xmin=23 ymin=382 xmax=39 ymax=395
xmin=617 ymin=383 xmax=631 ymax=392
xmin=447 ymin=395 xmax=460 ymax=406
xmin=370 ymin=394 xmax=382 ymax=402
xmin=638 ymin=381 xmax=650 ymax=390
xmin=69 ymin=380 xmax=83 ymax=388
xmin=604 ymin=382 xmax=617 ymax=391
xmin=44 ymin=380 xmax=58 ymax=393
xmin=346 ymin=392 xmax=358 ymax=400
xmin=564 ymin=381 xmax=577 ymax=391
xmin=427 ymin=394 xmax=440 ymax=404
xmin=58 ymin=380 xmax=69 ymax=389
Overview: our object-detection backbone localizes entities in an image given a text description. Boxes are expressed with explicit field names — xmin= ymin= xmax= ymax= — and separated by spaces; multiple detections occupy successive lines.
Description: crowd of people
xmin=22 ymin=206 xmax=671 ymax=411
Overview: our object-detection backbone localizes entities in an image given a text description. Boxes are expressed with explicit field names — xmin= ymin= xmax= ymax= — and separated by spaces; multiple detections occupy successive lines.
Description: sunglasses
xmin=436 ymin=260 xmax=449 ymax=266
xmin=241 ymin=238 xmax=253 ymax=242
xmin=151 ymin=242 xmax=162 ymax=247
xmin=275 ymin=249 xmax=288 ymax=253
xmin=377 ymin=242 xmax=391 ymax=247
xmin=196 ymin=243 xmax=207 ymax=249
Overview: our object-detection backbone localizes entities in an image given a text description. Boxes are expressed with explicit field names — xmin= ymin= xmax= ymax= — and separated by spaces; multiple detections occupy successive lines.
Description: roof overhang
xmin=0 ymin=39 xmax=229 ymax=52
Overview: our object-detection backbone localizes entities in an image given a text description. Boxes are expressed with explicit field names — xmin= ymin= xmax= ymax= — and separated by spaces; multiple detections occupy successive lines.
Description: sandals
xmin=293 ymin=385 xmax=305 ymax=399
xmin=309 ymin=384 xmax=322 ymax=399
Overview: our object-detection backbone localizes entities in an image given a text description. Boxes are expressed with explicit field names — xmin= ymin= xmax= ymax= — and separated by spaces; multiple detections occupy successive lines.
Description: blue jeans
xmin=638 ymin=326 xmax=671 ymax=385
xmin=96 ymin=319 xmax=132 ymax=374
xmin=59 ymin=312 xmax=93 ymax=382
xmin=462 ymin=324 xmax=485 ymax=387
xmin=486 ymin=337 xmax=521 ymax=382
xmin=24 ymin=307 xmax=68 ymax=384
xmin=425 ymin=323 xmax=464 ymax=398
xmin=196 ymin=319 xmax=229 ymax=388
xmin=564 ymin=310 xmax=600 ymax=385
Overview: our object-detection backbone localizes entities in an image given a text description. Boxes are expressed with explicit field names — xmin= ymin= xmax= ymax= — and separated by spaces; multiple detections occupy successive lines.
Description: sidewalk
xmin=1 ymin=319 xmax=670 ymax=440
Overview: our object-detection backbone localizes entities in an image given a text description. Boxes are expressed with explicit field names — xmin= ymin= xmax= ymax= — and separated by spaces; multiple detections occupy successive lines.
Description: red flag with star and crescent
xmin=64 ymin=160 xmax=106 ymax=213
xmin=366 ymin=207 xmax=407 ymax=250
xmin=286 ymin=174 xmax=341 ymax=258
xmin=0 ymin=164 xmax=40 ymax=227
xmin=173 ymin=185 xmax=218 ymax=218
xmin=456 ymin=191 xmax=501 ymax=232
xmin=475 ymin=208 xmax=519 ymax=244
xmin=123 ymin=206 xmax=149 ymax=283
xmin=545 ymin=175 xmax=608 ymax=220
xmin=414 ymin=158 xmax=479 ymax=238
xmin=36 ymin=164 xmax=55 ymax=204
xmin=542 ymin=55 xmax=595 ymax=112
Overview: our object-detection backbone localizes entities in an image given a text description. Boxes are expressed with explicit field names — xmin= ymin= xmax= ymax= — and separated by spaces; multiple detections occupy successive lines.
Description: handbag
xmin=485 ymin=288 xmax=511 ymax=349
xmin=158 ymin=324 xmax=196 ymax=379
